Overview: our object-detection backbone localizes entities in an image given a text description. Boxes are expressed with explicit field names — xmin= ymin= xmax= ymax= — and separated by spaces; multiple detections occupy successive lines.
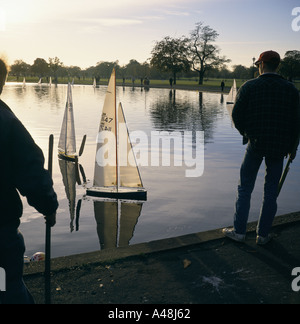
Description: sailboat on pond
xmin=226 ymin=79 xmax=237 ymax=105
xmin=58 ymin=83 xmax=87 ymax=161
xmin=86 ymin=69 xmax=147 ymax=201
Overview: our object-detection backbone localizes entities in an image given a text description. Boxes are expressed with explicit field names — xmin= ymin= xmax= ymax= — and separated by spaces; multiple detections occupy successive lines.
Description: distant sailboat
xmin=93 ymin=78 xmax=97 ymax=88
xmin=22 ymin=78 xmax=26 ymax=89
xmin=38 ymin=78 xmax=42 ymax=85
xmin=226 ymin=79 xmax=237 ymax=104
xmin=49 ymin=77 xmax=52 ymax=87
xmin=58 ymin=83 xmax=87 ymax=161
xmin=86 ymin=69 xmax=147 ymax=201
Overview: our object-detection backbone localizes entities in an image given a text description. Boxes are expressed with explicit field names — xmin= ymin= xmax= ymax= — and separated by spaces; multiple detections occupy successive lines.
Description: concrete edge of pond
xmin=24 ymin=211 xmax=300 ymax=276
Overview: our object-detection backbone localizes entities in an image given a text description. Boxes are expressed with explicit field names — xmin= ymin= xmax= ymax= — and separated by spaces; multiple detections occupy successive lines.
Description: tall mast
xmin=114 ymin=69 xmax=119 ymax=191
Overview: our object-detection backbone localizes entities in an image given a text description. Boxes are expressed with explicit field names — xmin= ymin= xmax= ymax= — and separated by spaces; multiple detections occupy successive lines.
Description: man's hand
xmin=289 ymin=149 xmax=297 ymax=162
xmin=45 ymin=212 xmax=56 ymax=227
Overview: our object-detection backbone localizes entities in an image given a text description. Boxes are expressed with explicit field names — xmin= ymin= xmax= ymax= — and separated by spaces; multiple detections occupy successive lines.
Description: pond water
xmin=2 ymin=83 xmax=300 ymax=258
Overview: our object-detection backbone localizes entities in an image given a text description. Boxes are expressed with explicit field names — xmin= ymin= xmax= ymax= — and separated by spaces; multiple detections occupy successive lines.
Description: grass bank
xmin=7 ymin=76 xmax=300 ymax=92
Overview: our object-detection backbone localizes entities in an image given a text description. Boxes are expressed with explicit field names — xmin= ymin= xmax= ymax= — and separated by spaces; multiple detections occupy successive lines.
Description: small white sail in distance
xmin=87 ymin=69 xmax=147 ymax=200
xmin=226 ymin=79 xmax=237 ymax=104
xmin=58 ymin=83 xmax=77 ymax=159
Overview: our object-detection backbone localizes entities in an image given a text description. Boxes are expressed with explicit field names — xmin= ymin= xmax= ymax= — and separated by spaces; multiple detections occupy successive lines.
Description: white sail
xmin=58 ymin=83 xmax=77 ymax=157
xmin=49 ymin=77 xmax=52 ymax=87
xmin=22 ymin=78 xmax=26 ymax=89
xmin=38 ymin=78 xmax=42 ymax=85
xmin=227 ymin=79 xmax=237 ymax=104
xmin=93 ymin=78 xmax=97 ymax=88
xmin=94 ymin=69 xmax=117 ymax=187
xmin=90 ymin=69 xmax=146 ymax=200
xmin=118 ymin=103 xmax=143 ymax=188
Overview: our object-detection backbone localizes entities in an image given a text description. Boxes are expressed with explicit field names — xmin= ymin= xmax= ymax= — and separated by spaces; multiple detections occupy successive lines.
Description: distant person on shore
xmin=221 ymin=80 xmax=225 ymax=92
xmin=223 ymin=50 xmax=300 ymax=245
xmin=0 ymin=58 xmax=58 ymax=304
xmin=144 ymin=77 xmax=150 ymax=87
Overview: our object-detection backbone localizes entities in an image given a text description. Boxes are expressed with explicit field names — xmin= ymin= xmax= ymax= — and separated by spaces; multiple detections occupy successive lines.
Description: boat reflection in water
xmin=59 ymin=158 xmax=144 ymax=249
xmin=93 ymin=199 xmax=144 ymax=250
xmin=59 ymin=158 xmax=84 ymax=232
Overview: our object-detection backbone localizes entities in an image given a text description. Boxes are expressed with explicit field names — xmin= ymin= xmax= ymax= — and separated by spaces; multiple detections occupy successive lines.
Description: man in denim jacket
xmin=0 ymin=59 xmax=58 ymax=304
xmin=223 ymin=51 xmax=300 ymax=245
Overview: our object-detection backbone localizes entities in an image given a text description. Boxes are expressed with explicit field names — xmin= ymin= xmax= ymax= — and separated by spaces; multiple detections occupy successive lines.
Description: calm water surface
xmin=2 ymin=83 xmax=300 ymax=258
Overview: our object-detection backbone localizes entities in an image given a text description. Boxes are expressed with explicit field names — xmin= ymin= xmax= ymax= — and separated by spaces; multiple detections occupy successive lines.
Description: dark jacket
xmin=232 ymin=74 xmax=300 ymax=158
xmin=0 ymin=99 xmax=58 ymax=228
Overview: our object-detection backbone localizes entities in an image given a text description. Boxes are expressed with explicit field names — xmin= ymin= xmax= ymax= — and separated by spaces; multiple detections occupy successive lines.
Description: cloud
xmin=162 ymin=10 xmax=190 ymax=17
xmin=75 ymin=17 xmax=143 ymax=28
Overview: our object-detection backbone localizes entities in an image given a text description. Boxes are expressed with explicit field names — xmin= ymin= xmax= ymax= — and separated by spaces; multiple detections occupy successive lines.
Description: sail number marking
xmin=100 ymin=113 xmax=114 ymax=132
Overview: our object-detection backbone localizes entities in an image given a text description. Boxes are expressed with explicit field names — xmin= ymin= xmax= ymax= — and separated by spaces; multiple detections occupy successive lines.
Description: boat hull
xmin=86 ymin=187 xmax=147 ymax=201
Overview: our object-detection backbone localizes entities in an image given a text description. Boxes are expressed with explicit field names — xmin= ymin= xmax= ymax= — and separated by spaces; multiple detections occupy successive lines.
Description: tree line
xmin=9 ymin=22 xmax=300 ymax=84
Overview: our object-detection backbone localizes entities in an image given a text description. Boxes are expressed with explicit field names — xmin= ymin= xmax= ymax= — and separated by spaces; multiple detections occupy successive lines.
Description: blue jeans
xmin=234 ymin=143 xmax=284 ymax=237
xmin=0 ymin=226 xmax=35 ymax=304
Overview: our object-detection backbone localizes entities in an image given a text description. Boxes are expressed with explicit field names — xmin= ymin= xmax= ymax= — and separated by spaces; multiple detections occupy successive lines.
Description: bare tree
xmin=189 ymin=22 xmax=230 ymax=85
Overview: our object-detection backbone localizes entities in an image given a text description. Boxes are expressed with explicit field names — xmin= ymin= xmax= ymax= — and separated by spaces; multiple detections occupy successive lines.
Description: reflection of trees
xmin=32 ymin=85 xmax=63 ymax=110
xmin=13 ymin=86 xmax=27 ymax=99
xmin=149 ymin=90 xmax=224 ymax=143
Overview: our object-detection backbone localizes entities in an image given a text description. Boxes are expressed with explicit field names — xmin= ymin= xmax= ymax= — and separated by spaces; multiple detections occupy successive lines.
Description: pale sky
xmin=0 ymin=0 xmax=299 ymax=70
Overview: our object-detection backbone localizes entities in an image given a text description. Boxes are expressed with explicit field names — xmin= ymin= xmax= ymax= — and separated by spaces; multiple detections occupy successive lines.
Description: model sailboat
xmin=58 ymin=83 xmax=87 ymax=161
xmin=87 ymin=69 xmax=147 ymax=200
xmin=226 ymin=79 xmax=237 ymax=104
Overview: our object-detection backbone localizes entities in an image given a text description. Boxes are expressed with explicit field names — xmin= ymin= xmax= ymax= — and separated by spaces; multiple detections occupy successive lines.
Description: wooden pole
xmin=45 ymin=134 xmax=54 ymax=304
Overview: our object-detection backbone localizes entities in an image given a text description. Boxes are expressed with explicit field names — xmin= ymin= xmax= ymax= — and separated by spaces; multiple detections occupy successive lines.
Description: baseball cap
xmin=255 ymin=51 xmax=281 ymax=67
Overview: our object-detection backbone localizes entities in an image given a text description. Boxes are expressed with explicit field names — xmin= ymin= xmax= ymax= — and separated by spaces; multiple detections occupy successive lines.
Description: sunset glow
xmin=0 ymin=0 xmax=299 ymax=69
